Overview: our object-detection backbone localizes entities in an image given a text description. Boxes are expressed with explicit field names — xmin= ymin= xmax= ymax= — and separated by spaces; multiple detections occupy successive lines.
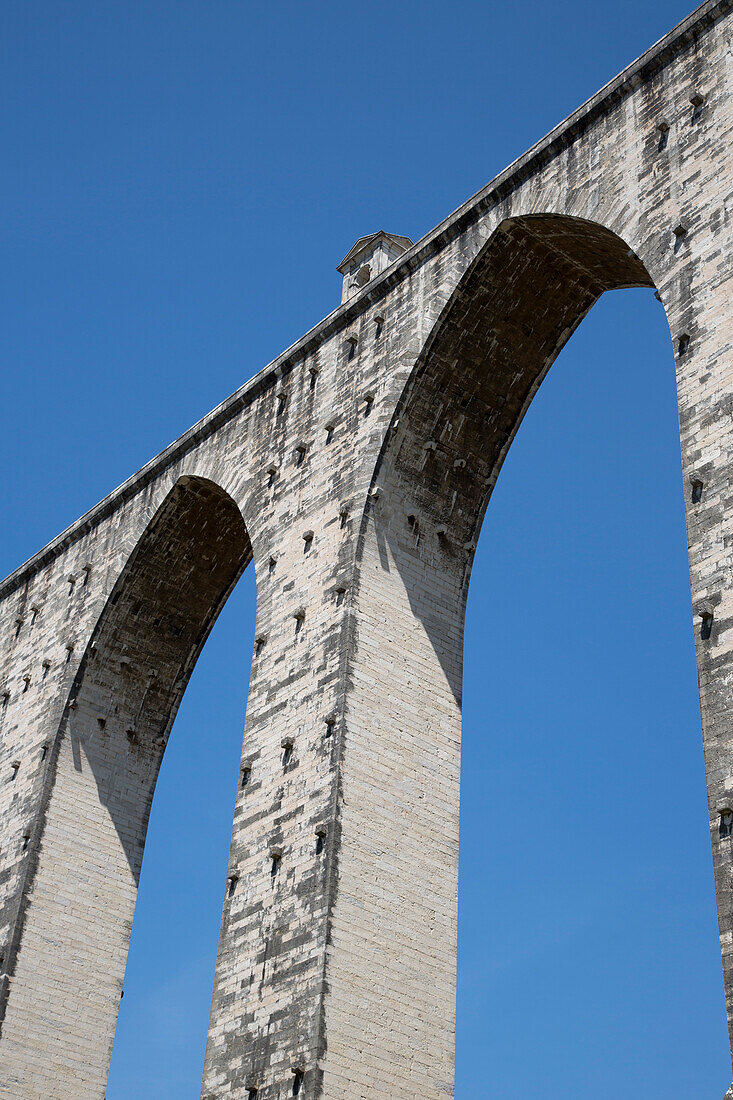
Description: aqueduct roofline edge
xmin=0 ymin=0 xmax=726 ymax=604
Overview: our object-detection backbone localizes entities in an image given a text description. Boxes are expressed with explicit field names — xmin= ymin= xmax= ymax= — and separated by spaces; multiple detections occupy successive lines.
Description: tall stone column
xmin=674 ymin=274 xmax=733 ymax=1065
xmin=317 ymin=494 xmax=464 ymax=1099
xmin=200 ymin=480 xmax=464 ymax=1100
xmin=201 ymin=530 xmax=354 ymax=1099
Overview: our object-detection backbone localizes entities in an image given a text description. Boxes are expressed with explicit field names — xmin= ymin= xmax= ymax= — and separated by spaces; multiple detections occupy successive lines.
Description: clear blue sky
xmin=1 ymin=2 xmax=729 ymax=1097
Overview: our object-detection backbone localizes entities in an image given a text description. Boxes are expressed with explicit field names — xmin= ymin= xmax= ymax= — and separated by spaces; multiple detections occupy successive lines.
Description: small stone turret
xmin=337 ymin=230 xmax=413 ymax=304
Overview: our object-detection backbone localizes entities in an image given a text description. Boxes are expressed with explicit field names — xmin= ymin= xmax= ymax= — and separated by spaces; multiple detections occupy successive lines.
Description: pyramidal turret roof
xmin=337 ymin=231 xmax=413 ymax=273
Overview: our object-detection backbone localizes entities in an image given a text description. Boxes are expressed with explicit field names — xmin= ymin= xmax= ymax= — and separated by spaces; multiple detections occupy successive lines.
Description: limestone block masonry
xmin=2 ymin=2 xmax=733 ymax=1096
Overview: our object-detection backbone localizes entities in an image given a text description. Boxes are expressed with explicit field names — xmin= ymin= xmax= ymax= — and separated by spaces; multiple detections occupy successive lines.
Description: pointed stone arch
xmin=0 ymin=475 xmax=251 ymax=1097
xmin=319 ymin=215 xmax=666 ymax=1093
xmin=2 ymin=5 xmax=733 ymax=1093
xmin=367 ymin=214 xmax=657 ymax=683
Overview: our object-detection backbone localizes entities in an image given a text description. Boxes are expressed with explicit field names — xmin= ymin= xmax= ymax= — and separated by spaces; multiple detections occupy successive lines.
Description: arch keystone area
xmin=3 ymin=3 xmax=733 ymax=1097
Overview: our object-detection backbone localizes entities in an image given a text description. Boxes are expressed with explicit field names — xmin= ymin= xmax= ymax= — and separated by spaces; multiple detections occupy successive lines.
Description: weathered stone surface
xmin=2 ymin=2 xmax=733 ymax=1096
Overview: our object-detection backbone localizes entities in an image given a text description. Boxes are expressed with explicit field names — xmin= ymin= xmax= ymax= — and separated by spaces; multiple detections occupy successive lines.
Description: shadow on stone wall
xmin=59 ymin=474 xmax=252 ymax=880
xmin=366 ymin=214 xmax=657 ymax=702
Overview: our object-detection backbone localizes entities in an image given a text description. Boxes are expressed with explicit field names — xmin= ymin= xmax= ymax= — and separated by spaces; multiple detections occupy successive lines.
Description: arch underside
xmin=374 ymin=216 xmax=656 ymax=695
xmin=71 ymin=474 xmax=252 ymax=879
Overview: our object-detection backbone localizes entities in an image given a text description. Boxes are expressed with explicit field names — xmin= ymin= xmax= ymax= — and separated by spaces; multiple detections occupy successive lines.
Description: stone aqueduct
xmin=2 ymin=2 xmax=733 ymax=1096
